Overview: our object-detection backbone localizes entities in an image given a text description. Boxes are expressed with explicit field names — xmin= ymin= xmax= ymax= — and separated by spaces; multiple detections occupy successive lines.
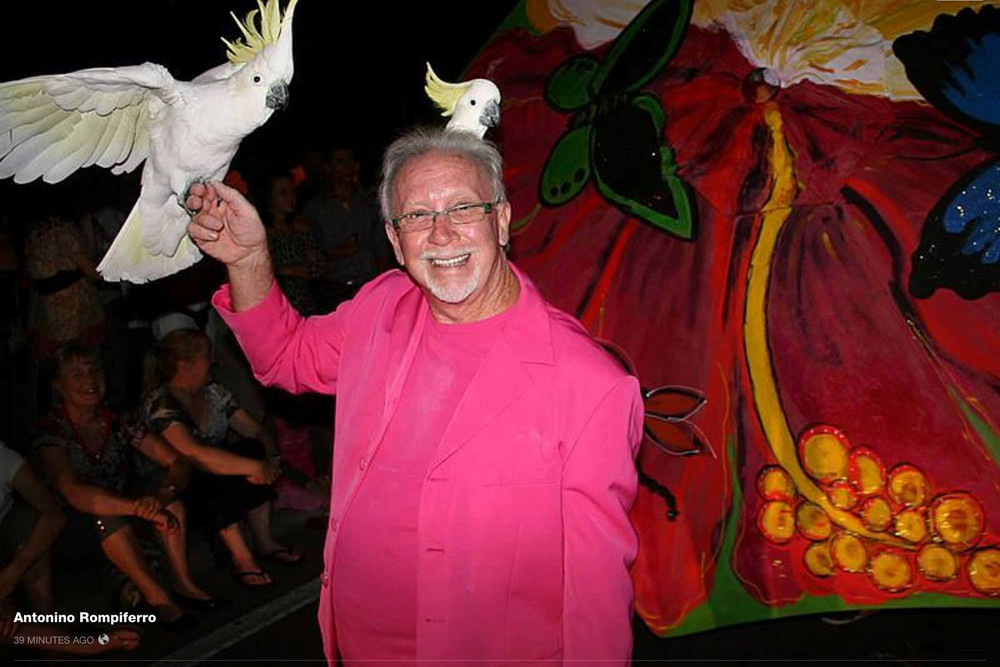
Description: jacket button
xmin=330 ymin=516 xmax=338 ymax=531
xmin=321 ymin=572 xmax=329 ymax=587
xmin=359 ymin=458 xmax=367 ymax=471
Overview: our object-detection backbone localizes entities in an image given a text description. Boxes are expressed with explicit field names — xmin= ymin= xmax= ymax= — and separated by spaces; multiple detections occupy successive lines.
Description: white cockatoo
xmin=424 ymin=63 xmax=500 ymax=139
xmin=0 ymin=0 xmax=299 ymax=283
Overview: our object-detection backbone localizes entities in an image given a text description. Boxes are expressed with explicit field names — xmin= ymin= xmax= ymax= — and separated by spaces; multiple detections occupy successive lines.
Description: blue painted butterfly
xmin=893 ymin=5 xmax=1000 ymax=299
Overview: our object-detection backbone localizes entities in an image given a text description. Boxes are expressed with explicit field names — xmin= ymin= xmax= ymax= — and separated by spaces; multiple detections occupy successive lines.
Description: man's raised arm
xmin=186 ymin=180 xmax=274 ymax=310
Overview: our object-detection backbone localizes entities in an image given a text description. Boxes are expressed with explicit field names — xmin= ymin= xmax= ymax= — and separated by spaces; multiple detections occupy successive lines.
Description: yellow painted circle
xmin=827 ymin=482 xmax=859 ymax=510
xmin=861 ymin=497 xmax=893 ymax=531
xmin=851 ymin=451 xmax=885 ymax=495
xmin=759 ymin=500 xmax=796 ymax=544
xmin=797 ymin=502 xmax=832 ymax=541
xmin=831 ymin=533 xmax=868 ymax=573
xmin=804 ymin=541 xmax=835 ymax=577
xmin=801 ymin=433 xmax=849 ymax=482
xmin=917 ymin=544 xmax=958 ymax=582
xmin=894 ymin=509 xmax=928 ymax=544
xmin=967 ymin=549 xmax=1000 ymax=596
xmin=888 ymin=467 xmax=929 ymax=508
xmin=757 ymin=465 xmax=797 ymax=501
xmin=870 ymin=551 xmax=913 ymax=592
xmin=931 ymin=494 xmax=984 ymax=549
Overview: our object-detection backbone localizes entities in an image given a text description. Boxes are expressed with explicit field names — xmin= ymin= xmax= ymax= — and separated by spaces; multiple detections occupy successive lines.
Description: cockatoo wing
xmin=0 ymin=63 xmax=179 ymax=184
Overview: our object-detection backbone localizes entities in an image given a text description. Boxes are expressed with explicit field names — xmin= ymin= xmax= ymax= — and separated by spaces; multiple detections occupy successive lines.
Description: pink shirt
xmin=333 ymin=305 xmax=516 ymax=663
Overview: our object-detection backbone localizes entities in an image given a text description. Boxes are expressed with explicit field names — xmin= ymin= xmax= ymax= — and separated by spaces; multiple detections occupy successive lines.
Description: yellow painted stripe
xmin=743 ymin=104 xmax=907 ymax=548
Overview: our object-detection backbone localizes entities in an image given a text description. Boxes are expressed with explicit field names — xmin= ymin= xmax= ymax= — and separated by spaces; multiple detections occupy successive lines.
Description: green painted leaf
xmin=540 ymin=124 xmax=593 ymax=206
xmin=545 ymin=56 xmax=600 ymax=112
xmin=590 ymin=0 xmax=694 ymax=96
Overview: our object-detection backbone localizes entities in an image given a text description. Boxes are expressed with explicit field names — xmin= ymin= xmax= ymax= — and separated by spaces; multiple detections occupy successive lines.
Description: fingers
xmin=208 ymin=180 xmax=248 ymax=208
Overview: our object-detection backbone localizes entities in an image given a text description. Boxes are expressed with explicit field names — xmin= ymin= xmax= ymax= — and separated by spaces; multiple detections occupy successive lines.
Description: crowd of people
xmin=0 ymin=147 xmax=388 ymax=654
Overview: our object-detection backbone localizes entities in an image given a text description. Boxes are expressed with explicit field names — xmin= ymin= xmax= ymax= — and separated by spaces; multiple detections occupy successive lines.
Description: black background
xmin=0 ymin=0 xmax=518 ymax=208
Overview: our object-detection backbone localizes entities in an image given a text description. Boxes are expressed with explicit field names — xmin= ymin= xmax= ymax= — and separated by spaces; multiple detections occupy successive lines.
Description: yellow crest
xmin=222 ymin=0 xmax=299 ymax=65
xmin=424 ymin=63 xmax=470 ymax=117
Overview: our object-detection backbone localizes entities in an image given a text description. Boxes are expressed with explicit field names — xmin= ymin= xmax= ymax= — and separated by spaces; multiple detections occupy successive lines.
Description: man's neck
xmin=428 ymin=262 xmax=521 ymax=325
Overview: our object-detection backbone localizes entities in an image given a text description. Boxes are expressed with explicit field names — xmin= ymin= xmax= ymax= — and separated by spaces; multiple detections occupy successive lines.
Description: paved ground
xmin=3 ymin=506 xmax=997 ymax=664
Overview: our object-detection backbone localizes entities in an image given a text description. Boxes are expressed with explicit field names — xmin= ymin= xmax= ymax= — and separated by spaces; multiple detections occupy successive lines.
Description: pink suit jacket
xmin=213 ymin=265 xmax=643 ymax=665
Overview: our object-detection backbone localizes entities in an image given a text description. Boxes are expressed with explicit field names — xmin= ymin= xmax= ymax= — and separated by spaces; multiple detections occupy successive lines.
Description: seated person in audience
xmin=0 ymin=440 xmax=65 ymax=614
xmin=0 ymin=442 xmax=138 ymax=654
xmin=33 ymin=344 xmax=215 ymax=631
xmin=143 ymin=328 xmax=299 ymax=588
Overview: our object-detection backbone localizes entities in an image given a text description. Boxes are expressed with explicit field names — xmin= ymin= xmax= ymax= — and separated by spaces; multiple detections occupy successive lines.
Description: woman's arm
xmin=160 ymin=422 xmax=271 ymax=480
xmin=229 ymin=408 xmax=278 ymax=457
xmin=134 ymin=431 xmax=192 ymax=504
xmin=35 ymin=447 xmax=168 ymax=530
xmin=0 ymin=465 xmax=66 ymax=600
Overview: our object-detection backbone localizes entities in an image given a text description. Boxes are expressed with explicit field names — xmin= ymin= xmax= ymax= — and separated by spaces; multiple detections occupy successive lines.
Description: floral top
xmin=32 ymin=406 xmax=144 ymax=494
xmin=142 ymin=382 xmax=239 ymax=447
xmin=25 ymin=218 xmax=103 ymax=356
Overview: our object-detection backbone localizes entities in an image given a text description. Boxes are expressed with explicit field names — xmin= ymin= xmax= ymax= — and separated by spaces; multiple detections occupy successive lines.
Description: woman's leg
xmin=19 ymin=551 xmax=53 ymax=613
xmin=99 ymin=524 xmax=184 ymax=621
xmin=246 ymin=501 xmax=302 ymax=562
xmin=156 ymin=501 xmax=211 ymax=600
xmin=217 ymin=521 xmax=271 ymax=586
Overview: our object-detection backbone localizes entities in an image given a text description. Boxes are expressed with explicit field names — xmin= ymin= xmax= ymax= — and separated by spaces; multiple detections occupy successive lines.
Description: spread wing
xmin=0 ymin=62 xmax=180 ymax=184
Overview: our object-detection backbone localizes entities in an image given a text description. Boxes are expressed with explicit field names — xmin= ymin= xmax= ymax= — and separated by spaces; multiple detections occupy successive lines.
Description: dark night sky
xmin=0 ymin=0 xmax=518 ymax=201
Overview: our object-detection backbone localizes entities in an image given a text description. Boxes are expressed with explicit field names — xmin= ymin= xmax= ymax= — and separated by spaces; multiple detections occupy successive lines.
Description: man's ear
xmin=496 ymin=201 xmax=512 ymax=247
xmin=385 ymin=222 xmax=405 ymax=265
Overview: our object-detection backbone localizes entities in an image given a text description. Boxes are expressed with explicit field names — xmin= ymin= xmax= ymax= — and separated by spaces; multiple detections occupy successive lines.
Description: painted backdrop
xmin=462 ymin=0 xmax=1000 ymax=635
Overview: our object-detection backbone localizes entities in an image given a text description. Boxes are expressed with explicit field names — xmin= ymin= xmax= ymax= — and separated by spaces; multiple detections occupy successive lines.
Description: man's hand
xmin=247 ymin=458 xmax=281 ymax=485
xmin=186 ymin=181 xmax=268 ymax=268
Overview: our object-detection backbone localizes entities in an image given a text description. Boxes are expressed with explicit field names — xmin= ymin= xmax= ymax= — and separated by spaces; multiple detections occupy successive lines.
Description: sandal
xmin=233 ymin=569 xmax=273 ymax=587
xmin=260 ymin=547 xmax=303 ymax=566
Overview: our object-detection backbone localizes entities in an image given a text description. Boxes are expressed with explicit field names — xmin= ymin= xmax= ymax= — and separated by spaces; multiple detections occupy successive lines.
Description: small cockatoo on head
xmin=424 ymin=63 xmax=500 ymax=139
xmin=0 ymin=0 xmax=299 ymax=283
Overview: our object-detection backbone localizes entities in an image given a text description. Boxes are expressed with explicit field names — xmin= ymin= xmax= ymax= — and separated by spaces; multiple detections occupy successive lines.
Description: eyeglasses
xmin=391 ymin=201 xmax=498 ymax=233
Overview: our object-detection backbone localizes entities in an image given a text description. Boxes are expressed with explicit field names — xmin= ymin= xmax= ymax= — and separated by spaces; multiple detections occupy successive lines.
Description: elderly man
xmin=186 ymin=128 xmax=643 ymax=665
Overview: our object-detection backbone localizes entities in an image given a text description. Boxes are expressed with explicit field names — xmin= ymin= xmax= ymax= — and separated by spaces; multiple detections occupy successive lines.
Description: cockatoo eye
xmin=470 ymin=99 xmax=477 ymax=106
xmin=252 ymin=75 xmax=262 ymax=84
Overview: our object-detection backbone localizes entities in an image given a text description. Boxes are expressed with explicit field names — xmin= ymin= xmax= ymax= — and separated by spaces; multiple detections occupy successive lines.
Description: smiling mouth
xmin=428 ymin=253 xmax=471 ymax=268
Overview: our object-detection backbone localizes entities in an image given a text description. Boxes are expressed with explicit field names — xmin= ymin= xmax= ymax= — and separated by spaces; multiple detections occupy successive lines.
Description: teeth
xmin=430 ymin=254 xmax=470 ymax=267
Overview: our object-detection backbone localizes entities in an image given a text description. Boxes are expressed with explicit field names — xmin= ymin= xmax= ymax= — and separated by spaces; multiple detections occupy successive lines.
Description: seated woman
xmin=33 ymin=344 xmax=216 ymax=632
xmin=143 ymin=328 xmax=300 ymax=588
xmin=0 ymin=440 xmax=65 ymax=614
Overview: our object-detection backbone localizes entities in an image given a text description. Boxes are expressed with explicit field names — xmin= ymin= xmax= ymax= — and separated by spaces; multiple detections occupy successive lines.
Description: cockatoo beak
xmin=266 ymin=81 xmax=289 ymax=110
xmin=481 ymin=100 xmax=500 ymax=129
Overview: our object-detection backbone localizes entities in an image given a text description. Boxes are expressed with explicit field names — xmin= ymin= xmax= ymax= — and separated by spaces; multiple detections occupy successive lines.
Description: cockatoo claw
xmin=180 ymin=178 xmax=210 ymax=217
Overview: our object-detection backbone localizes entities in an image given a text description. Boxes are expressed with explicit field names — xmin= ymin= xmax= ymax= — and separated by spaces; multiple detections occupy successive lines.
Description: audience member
xmin=143 ymin=329 xmax=300 ymax=588
xmin=33 ymin=344 xmax=212 ymax=632
xmin=303 ymin=148 xmax=386 ymax=311
xmin=0 ymin=440 xmax=64 ymax=613
xmin=263 ymin=173 xmax=317 ymax=315
xmin=24 ymin=215 xmax=104 ymax=361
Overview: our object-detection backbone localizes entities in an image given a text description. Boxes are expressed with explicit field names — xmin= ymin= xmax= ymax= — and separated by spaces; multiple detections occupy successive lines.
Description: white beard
xmin=426 ymin=273 xmax=480 ymax=303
